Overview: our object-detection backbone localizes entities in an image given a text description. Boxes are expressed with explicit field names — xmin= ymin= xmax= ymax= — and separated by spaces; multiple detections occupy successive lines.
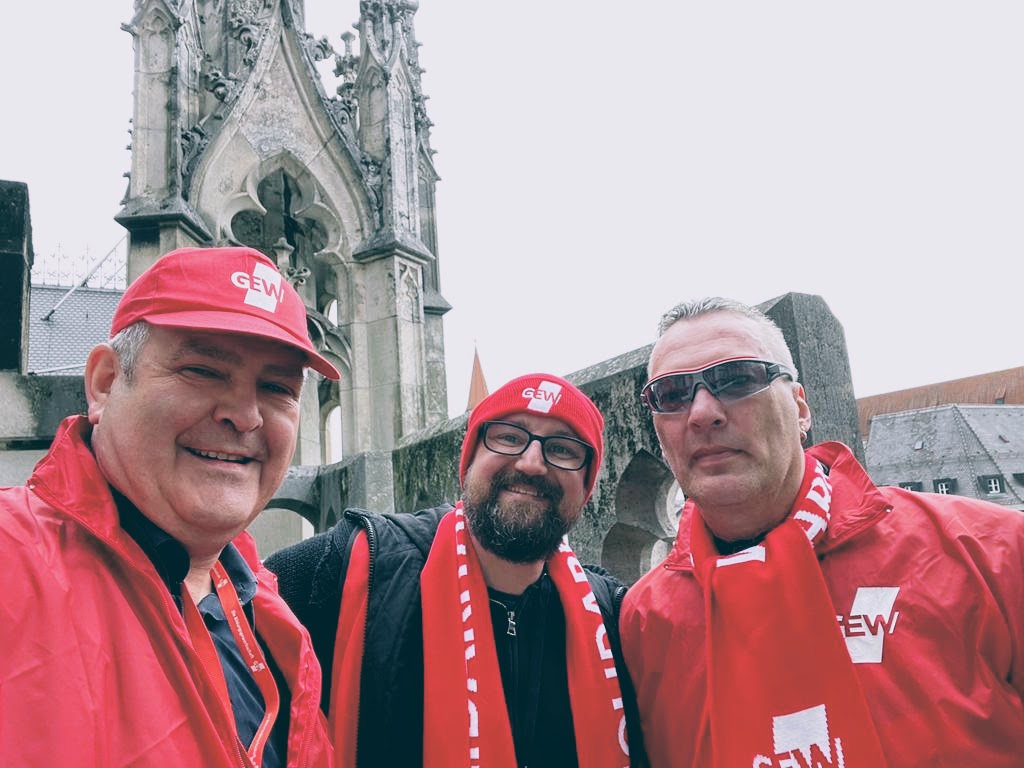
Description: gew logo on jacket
xmin=836 ymin=586 xmax=900 ymax=664
xmin=754 ymin=704 xmax=844 ymax=768
xmin=231 ymin=261 xmax=286 ymax=313
xmin=521 ymin=381 xmax=563 ymax=413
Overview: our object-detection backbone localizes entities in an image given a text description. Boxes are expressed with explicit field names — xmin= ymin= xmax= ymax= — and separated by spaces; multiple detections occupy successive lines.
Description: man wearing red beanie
xmin=266 ymin=373 xmax=646 ymax=767
xmin=0 ymin=246 xmax=336 ymax=767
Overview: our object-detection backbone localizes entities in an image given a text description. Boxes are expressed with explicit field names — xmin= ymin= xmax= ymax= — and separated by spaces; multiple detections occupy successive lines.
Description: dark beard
xmin=462 ymin=468 xmax=571 ymax=564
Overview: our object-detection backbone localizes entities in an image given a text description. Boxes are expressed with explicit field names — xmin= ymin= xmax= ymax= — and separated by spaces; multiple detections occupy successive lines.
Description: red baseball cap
xmin=111 ymin=246 xmax=340 ymax=380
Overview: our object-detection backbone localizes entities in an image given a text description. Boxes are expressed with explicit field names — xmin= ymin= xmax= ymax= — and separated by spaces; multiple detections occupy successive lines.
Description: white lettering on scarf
xmin=794 ymin=461 xmax=832 ymax=546
xmin=454 ymin=515 xmax=483 ymax=765
xmin=717 ymin=546 xmax=766 ymax=568
xmin=558 ymin=541 xmax=627 ymax=752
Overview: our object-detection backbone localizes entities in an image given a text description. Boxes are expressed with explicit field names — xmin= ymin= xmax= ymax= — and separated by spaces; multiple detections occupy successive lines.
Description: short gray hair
xmin=656 ymin=297 xmax=799 ymax=381
xmin=108 ymin=321 xmax=150 ymax=382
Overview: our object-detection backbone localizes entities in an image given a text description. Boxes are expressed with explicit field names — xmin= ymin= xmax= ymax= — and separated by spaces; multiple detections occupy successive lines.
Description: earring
xmin=799 ymin=428 xmax=808 ymax=443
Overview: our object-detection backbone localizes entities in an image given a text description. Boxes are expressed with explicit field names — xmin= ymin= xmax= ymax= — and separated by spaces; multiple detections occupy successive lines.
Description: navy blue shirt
xmin=117 ymin=493 xmax=290 ymax=767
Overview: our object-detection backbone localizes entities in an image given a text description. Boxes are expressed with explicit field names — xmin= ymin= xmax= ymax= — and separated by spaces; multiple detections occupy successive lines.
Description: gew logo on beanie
xmin=521 ymin=381 xmax=563 ymax=413
xmin=231 ymin=261 xmax=285 ymax=313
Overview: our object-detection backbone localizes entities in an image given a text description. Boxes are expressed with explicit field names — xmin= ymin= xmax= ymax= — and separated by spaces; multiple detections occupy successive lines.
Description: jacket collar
xmin=663 ymin=441 xmax=891 ymax=572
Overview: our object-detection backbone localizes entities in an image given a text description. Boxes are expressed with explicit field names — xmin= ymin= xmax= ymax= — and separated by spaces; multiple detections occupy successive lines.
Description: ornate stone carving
xmin=302 ymin=33 xmax=334 ymax=62
xmin=272 ymin=237 xmax=312 ymax=287
xmin=228 ymin=0 xmax=272 ymax=66
xmin=413 ymin=94 xmax=432 ymax=134
xmin=359 ymin=0 xmax=417 ymax=67
xmin=203 ymin=66 xmax=240 ymax=102
xmin=398 ymin=263 xmax=422 ymax=323
xmin=360 ymin=153 xmax=384 ymax=227
xmin=328 ymin=82 xmax=357 ymax=129
xmin=231 ymin=0 xmax=270 ymax=21
xmin=180 ymin=125 xmax=210 ymax=200
xmin=334 ymin=31 xmax=359 ymax=76
xmin=329 ymin=31 xmax=360 ymax=128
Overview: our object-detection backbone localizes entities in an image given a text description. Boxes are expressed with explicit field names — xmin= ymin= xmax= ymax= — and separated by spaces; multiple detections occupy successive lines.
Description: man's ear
xmin=85 ymin=344 xmax=120 ymax=425
xmin=793 ymin=382 xmax=812 ymax=436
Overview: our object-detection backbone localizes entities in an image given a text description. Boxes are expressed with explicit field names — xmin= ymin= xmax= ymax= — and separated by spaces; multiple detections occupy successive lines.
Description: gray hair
xmin=655 ymin=297 xmax=799 ymax=381
xmin=108 ymin=321 xmax=150 ymax=382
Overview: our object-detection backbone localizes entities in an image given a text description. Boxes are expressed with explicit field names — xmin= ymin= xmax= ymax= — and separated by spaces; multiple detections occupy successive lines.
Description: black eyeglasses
xmin=641 ymin=357 xmax=794 ymax=414
xmin=480 ymin=421 xmax=593 ymax=471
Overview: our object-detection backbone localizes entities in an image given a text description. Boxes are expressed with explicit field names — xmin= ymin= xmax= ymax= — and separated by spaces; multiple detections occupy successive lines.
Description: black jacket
xmin=265 ymin=505 xmax=647 ymax=767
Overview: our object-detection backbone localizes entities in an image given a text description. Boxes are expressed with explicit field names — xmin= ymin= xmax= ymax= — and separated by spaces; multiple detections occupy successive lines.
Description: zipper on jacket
xmin=612 ymin=584 xmax=627 ymax=620
xmin=489 ymin=597 xmax=518 ymax=637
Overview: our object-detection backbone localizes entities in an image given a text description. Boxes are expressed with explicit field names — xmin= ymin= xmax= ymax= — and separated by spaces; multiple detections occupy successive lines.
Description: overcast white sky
xmin=3 ymin=2 xmax=1021 ymax=419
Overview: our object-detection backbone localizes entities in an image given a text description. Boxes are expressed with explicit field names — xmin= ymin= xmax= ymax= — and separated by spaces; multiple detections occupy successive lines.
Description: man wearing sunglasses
xmin=620 ymin=297 xmax=1024 ymax=767
xmin=265 ymin=373 xmax=643 ymax=767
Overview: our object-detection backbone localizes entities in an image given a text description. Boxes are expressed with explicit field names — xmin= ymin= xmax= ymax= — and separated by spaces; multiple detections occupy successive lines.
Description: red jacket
xmin=621 ymin=442 xmax=1024 ymax=767
xmin=0 ymin=416 xmax=333 ymax=767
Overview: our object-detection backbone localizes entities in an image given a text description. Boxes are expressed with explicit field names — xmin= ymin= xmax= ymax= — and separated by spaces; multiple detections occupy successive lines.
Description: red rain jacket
xmin=621 ymin=441 xmax=1024 ymax=767
xmin=0 ymin=416 xmax=333 ymax=767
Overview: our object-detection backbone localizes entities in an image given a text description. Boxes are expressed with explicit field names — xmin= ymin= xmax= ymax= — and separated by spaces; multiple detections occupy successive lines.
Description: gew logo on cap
xmin=521 ymin=381 xmax=563 ymax=413
xmin=231 ymin=261 xmax=285 ymax=313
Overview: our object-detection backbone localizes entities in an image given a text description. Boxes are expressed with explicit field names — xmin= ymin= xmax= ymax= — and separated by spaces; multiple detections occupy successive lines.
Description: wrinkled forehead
xmin=650 ymin=312 xmax=781 ymax=377
xmin=154 ymin=326 xmax=308 ymax=373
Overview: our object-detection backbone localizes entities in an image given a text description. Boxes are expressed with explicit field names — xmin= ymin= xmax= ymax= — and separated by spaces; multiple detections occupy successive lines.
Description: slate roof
xmin=865 ymin=404 xmax=1024 ymax=507
xmin=857 ymin=367 xmax=1024 ymax=438
xmin=28 ymin=285 xmax=122 ymax=376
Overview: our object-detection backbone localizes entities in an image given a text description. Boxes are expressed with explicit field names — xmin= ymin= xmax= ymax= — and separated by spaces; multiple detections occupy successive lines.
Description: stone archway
xmin=603 ymin=449 xmax=679 ymax=584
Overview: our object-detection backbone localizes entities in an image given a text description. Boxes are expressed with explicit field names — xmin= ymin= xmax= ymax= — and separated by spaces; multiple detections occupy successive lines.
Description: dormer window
xmin=979 ymin=475 xmax=1004 ymax=495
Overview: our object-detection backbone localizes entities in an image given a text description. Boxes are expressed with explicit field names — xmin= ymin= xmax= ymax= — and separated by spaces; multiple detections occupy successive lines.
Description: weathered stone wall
xmin=392 ymin=414 xmax=466 ymax=512
xmin=0 ymin=182 xmax=88 ymax=487
xmin=761 ymin=293 xmax=864 ymax=462
xmin=0 ymin=181 xmax=31 ymax=373
xmin=0 ymin=371 xmax=91 ymax=485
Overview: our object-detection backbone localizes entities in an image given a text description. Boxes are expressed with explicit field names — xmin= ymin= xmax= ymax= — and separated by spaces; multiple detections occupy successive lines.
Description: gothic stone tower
xmin=117 ymin=0 xmax=449 ymax=461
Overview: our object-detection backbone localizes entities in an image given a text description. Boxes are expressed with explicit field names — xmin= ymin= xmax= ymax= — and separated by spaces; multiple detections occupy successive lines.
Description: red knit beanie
xmin=459 ymin=373 xmax=605 ymax=500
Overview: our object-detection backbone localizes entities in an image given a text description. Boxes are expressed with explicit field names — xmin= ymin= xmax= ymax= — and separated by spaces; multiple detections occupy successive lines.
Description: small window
xmin=933 ymin=478 xmax=957 ymax=495
xmin=978 ymin=475 xmax=1004 ymax=495
xmin=898 ymin=481 xmax=923 ymax=492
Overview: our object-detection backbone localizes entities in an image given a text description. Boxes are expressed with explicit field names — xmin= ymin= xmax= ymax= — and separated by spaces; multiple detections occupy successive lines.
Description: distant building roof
xmin=856 ymin=367 xmax=1024 ymax=438
xmin=28 ymin=284 xmax=122 ymax=375
xmin=865 ymin=403 xmax=1024 ymax=507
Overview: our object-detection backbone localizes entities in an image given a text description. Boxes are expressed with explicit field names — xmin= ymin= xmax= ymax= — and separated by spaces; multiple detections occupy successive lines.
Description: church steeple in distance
xmin=466 ymin=346 xmax=489 ymax=412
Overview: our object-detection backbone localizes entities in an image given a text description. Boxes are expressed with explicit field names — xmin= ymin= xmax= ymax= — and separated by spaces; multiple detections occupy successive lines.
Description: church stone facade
xmin=118 ymin=0 xmax=449 ymax=466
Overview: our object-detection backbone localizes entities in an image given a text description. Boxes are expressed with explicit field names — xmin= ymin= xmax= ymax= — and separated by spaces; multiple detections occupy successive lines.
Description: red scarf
xmin=330 ymin=529 xmax=370 ymax=767
xmin=690 ymin=454 xmax=888 ymax=767
xmin=420 ymin=505 xmax=628 ymax=768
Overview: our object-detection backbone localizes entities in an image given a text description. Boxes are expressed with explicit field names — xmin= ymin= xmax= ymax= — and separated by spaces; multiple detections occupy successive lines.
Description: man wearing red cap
xmin=266 ymin=373 xmax=645 ymax=767
xmin=0 ymin=247 xmax=337 ymax=766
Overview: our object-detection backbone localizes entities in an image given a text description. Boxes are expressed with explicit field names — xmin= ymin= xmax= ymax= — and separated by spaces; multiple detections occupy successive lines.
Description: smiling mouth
xmin=186 ymin=447 xmax=252 ymax=464
xmin=502 ymin=484 xmax=545 ymax=498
